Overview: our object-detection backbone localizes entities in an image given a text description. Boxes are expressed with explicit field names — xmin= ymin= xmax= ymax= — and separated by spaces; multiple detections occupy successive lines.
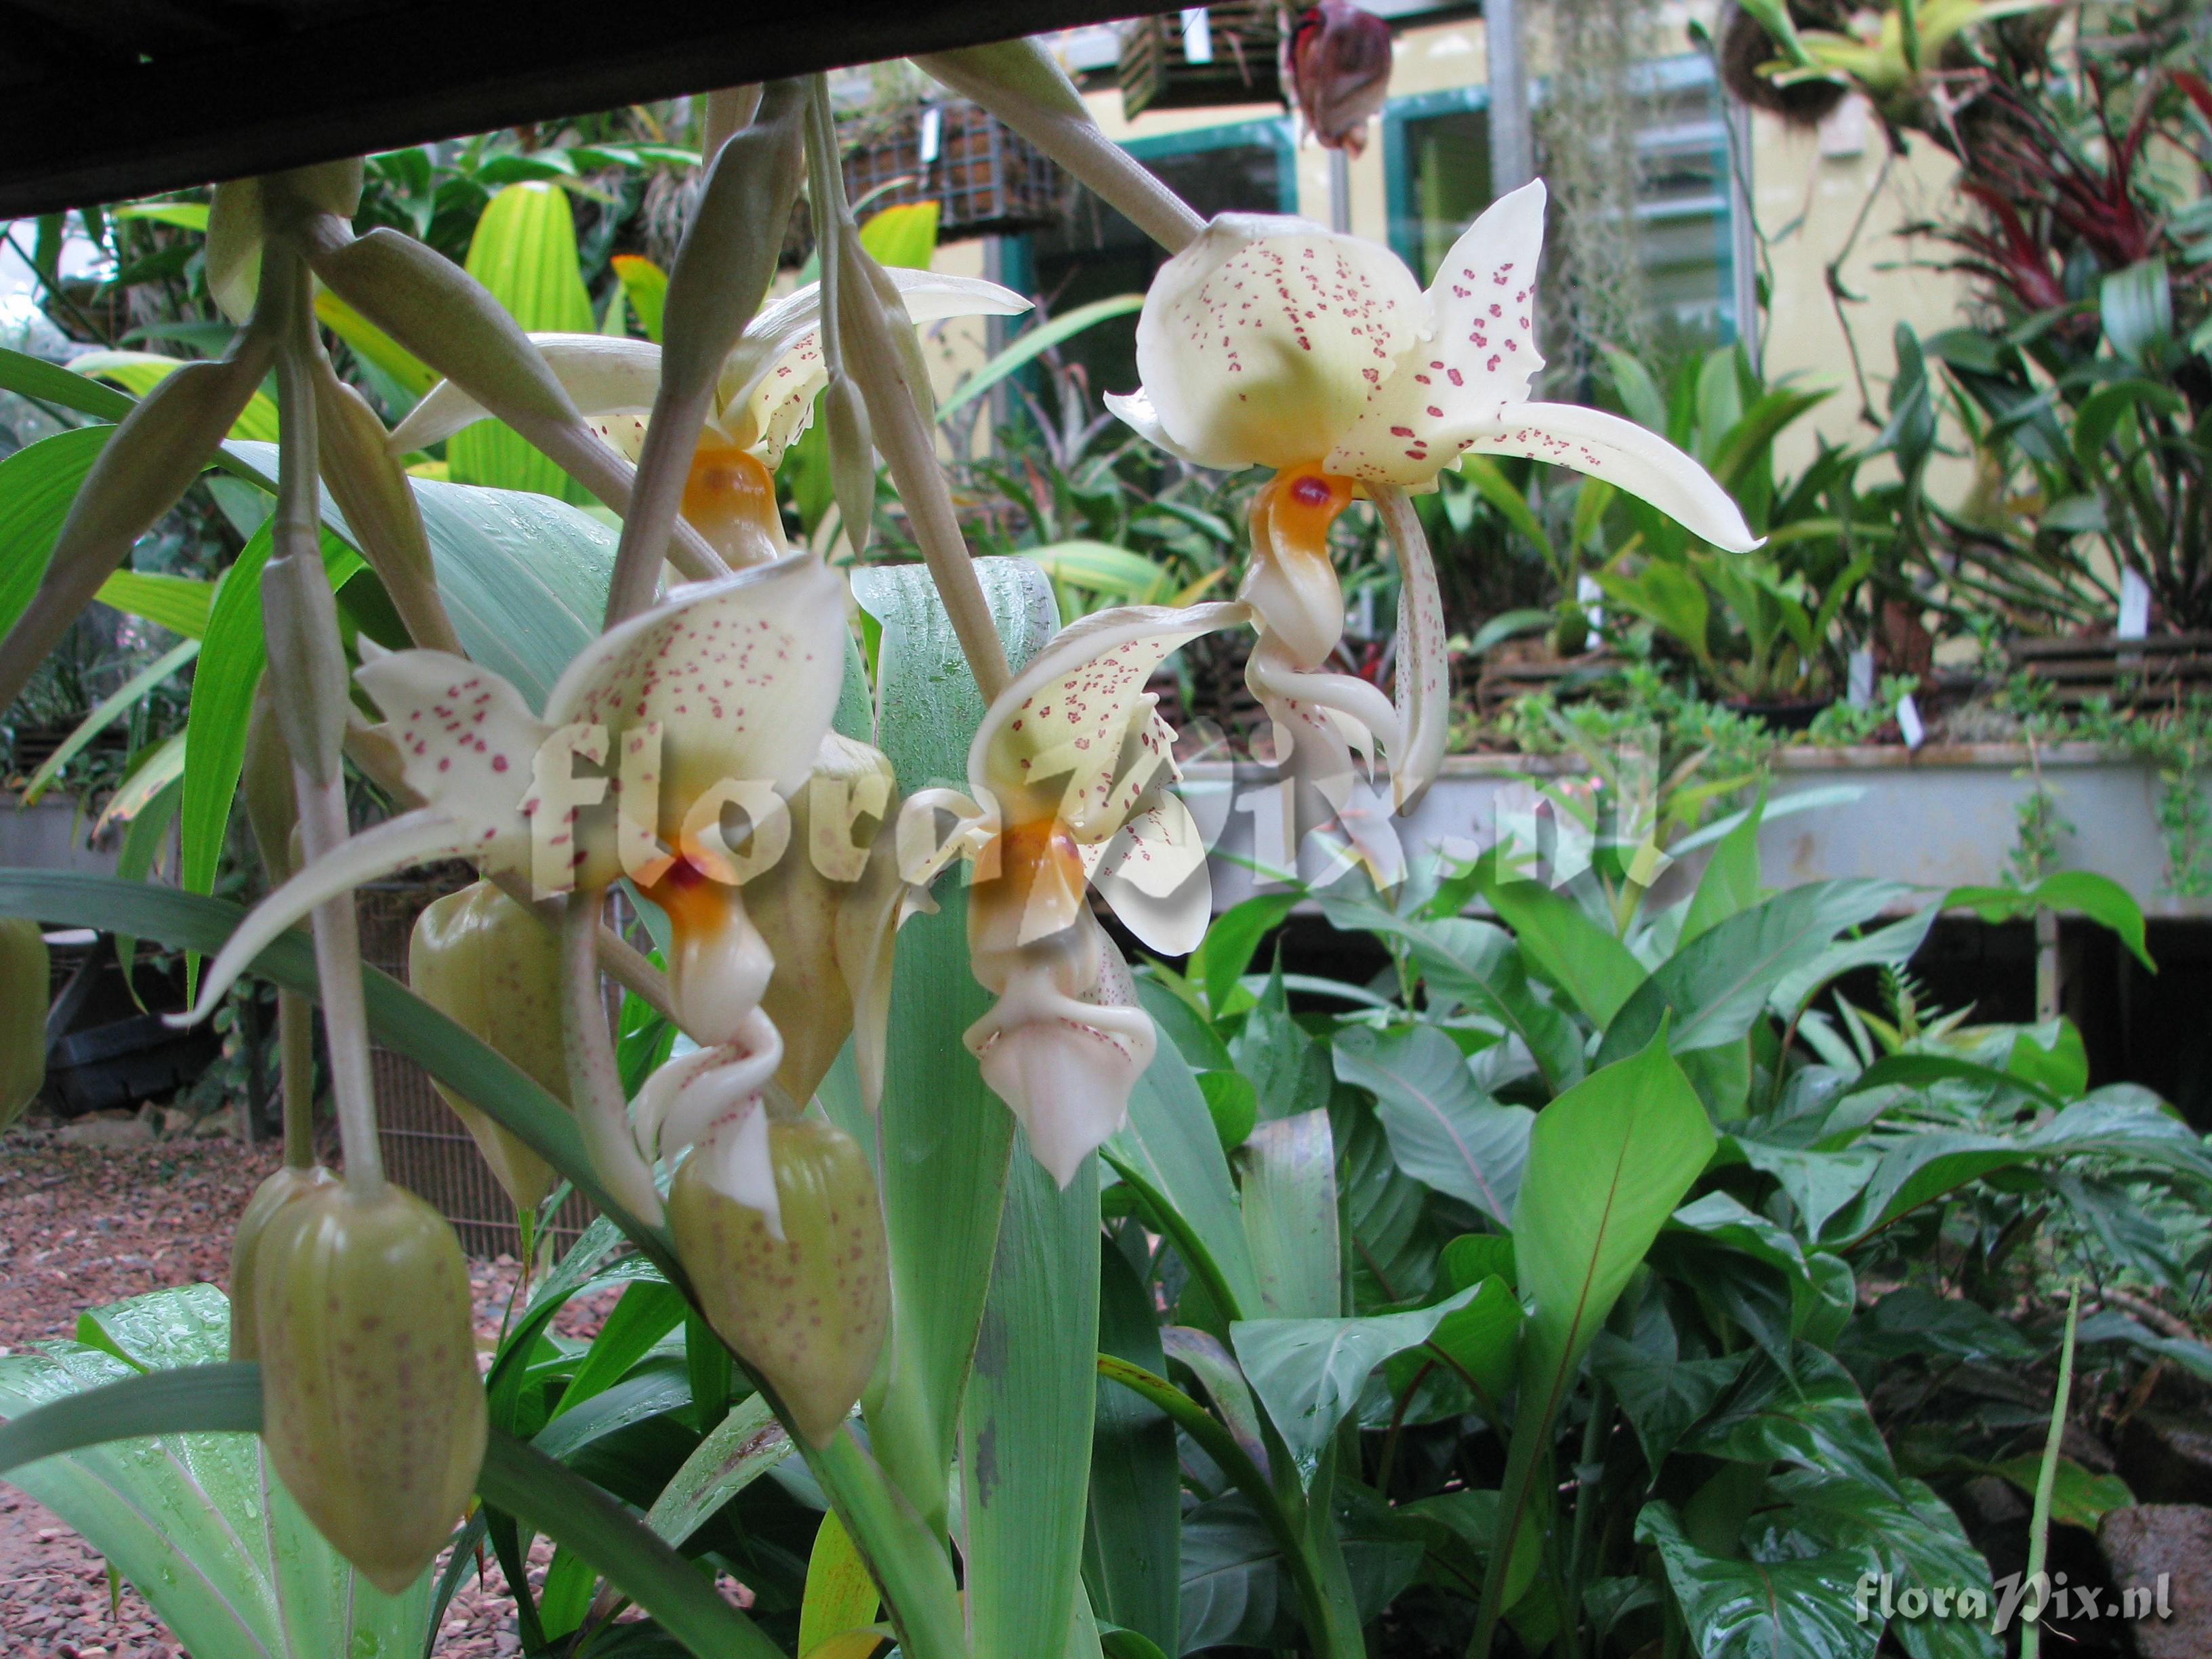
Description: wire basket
xmin=356 ymin=872 xmax=596 ymax=1259
xmin=1120 ymin=3 xmax=1284 ymax=120
xmin=840 ymin=100 xmax=1067 ymax=239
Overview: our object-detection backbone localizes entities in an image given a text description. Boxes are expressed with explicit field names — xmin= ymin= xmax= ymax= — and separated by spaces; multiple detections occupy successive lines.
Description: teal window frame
xmin=1122 ymin=114 xmax=1300 ymax=212
xmin=1378 ymin=54 xmax=1740 ymax=342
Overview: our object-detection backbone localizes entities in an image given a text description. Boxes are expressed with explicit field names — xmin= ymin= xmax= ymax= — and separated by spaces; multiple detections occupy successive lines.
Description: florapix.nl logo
xmin=1854 ymin=1569 xmax=2173 ymax=1637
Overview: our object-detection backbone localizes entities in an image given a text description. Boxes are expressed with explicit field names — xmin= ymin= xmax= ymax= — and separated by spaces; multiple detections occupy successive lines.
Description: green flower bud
xmin=669 ymin=1118 xmax=888 ymax=1447
xmin=409 ymin=882 xmax=565 ymax=1213
xmin=1 ymin=917 xmax=47 ymax=1131
xmin=227 ymin=1164 xmax=336 ymax=1362
xmin=254 ymin=1181 xmax=486 ymax=1595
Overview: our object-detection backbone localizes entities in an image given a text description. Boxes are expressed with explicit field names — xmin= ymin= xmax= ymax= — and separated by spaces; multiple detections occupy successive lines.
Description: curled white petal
xmin=388 ymin=333 xmax=662 ymax=453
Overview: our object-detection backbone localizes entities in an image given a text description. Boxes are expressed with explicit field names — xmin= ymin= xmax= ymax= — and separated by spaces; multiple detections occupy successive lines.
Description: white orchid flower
xmin=391 ymin=269 xmax=1029 ymax=566
xmin=179 ymin=552 xmax=850 ymax=1229
xmin=1106 ymin=180 xmax=1759 ymax=811
xmin=904 ymin=600 xmax=1248 ymax=1185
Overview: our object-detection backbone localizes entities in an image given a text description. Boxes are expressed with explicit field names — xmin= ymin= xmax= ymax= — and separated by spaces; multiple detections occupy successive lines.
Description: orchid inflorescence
xmin=0 ymin=41 xmax=1759 ymax=1593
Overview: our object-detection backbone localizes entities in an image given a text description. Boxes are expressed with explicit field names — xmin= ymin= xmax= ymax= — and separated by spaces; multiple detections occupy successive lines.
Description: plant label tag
xmin=2118 ymin=569 xmax=2151 ymax=638
xmin=1181 ymin=6 xmax=1214 ymax=63
xmin=918 ymin=107 xmax=943 ymax=165
xmin=1896 ymin=692 xmax=1925 ymax=750
xmin=1576 ymin=573 xmax=1603 ymax=630
xmin=1847 ymin=647 xmax=1875 ymax=708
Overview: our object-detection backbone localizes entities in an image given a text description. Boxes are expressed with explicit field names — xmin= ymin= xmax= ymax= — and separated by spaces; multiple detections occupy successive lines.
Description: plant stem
xmin=560 ymin=888 xmax=666 ymax=1228
xmin=277 ymin=992 xmax=314 ymax=1169
xmin=266 ymin=239 xmax=384 ymax=1193
xmin=2021 ymin=1285 xmax=2080 ymax=1659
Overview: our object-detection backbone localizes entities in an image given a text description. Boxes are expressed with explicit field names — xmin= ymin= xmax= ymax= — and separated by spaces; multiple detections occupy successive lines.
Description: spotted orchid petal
xmin=970 ymin=599 xmax=1248 ymax=844
xmin=389 ymin=272 xmax=1029 ymax=468
xmin=1101 ymin=386 xmax=1246 ymax=472
xmin=1089 ymin=792 xmax=1211 ymax=956
xmin=1458 ymin=402 xmax=1761 ymax=552
xmin=1133 ymin=213 xmax=1425 ymax=472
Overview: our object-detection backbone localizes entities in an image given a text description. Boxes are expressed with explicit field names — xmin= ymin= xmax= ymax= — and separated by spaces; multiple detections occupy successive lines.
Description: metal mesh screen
xmin=355 ymin=874 xmax=595 ymax=1258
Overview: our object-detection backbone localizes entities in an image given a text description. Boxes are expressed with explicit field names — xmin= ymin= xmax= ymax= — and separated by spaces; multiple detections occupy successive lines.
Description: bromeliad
xmin=1107 ymin=180 xmax=1758 ymax=816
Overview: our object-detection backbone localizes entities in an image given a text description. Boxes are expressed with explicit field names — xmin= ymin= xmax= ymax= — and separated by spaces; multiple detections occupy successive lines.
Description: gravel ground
xmin=0 ymin=1116 xmax=608 ymax=1658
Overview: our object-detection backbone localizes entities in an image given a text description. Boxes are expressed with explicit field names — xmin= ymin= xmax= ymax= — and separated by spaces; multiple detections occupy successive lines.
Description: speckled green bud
xmin=669 ymin=1119 xmax=888 ymax=1447
xmin=228 ymin=1163 xmax=337 ymax=1362
xmin=1 ymin=917 xmax=47 ymax=1131
xmin=409 ymin=882 xmax=565 ymax=1212
xmin=255 ymin=1182 xmax=487 ymax=1594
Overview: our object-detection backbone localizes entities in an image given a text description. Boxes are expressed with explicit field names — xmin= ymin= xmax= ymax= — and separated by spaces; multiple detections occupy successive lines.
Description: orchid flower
xmin=907 ymin=600 xmax=1249 ymax=1185
xmin=391 ymin=268 xmax=1028 ymax=567
xmin=180 ymin=552 xmax=851 ymax=1228
xmin=1107 ymin=180 xmax=1759 ymax=815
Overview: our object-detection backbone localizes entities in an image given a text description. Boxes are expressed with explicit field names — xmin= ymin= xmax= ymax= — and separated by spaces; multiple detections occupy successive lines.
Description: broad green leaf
xmin=860 ymin=201 xmax=942 ymax=271
xmin=1377 ymin=1276 xmax=1522 ymax=1421
xmin=69 ymin=351 xmax=280 ymax=442
xmin=644 ymin=1394 xmax=790 ymax=1547
xmin=1086 ymin=1246 xmax=1180 ymax=1656
xmin=20 ymin=638 xmax=197 ymax=804
xmin=449 ymin=181 xmax=594 ymax=500
xmin=1179 ymin=1494 xmax=1286 ymax=1652
xmin=1106 ymin=1000 xmax=1262 ymax=1324
xmin=112 ymin=200 xmax=210 ymax=231
xmin=610 ymin=254 xmax=668 ymax=343
xmin=1681 ymin=1347 xmax=1904 ymax=1498
xmin=1158 ymin=1327 xmax=1271 ymax=1477
xmin=1238 ymin=1110 xmax=1340 ymax=1319
xmin=1336 ymin=1102 xmax=1442 ymax=1312
xmin=964 ymin=1151 xmax=1102 ymax=1659
xmin=1481 ymin=876 xmax=1647 ymax=1029
xmin=1766 ymin=1471 xmax=1999 ymax=1659
xmin=1023 ymin=540 xmax=1176 ymax=603
xmin=1986 ymin=1456 xmax=2133 ymax=1532
xmin=1600 ymin=881 xmax=1918 ymax=1067
xmin=850 ymin=556 xmax=1057 ymax=1525
xmin=800 ymin=1511 xmax=881 ymax=1655
xmin=939 ymin=294 xmax=1145 ymax=423
xmin=96 ymin=569 xmax=215 ymax=637
xmin=1591 ymin=1336 xmax=1750 ymax=1473
xmin=1232 ymin=1284 xmax=1488 ymax=1483
xmin=1333 ymin=1023 xmax=1532 ymax=1226
xmin=0 ymin=1288 xmax=430 ymax=1659
xmin=2100 ymin=259 xmax=2173 ymax=364
xmin=0 ymin=345 xmax=137 ymax=421
xmin=1190 ymin=892 xmax=1298 ymax=1017
xmin=1769 ymin=905 xmax=1940 ymax=1019
xmin=1230 ymin=964 xmax=1332 ymax=1120
xmin=0 ymin=426 xmax=116 ymax=644
xmin=1681 ymin=797 xmax=1764 ymax=945
xmin=1945 ymin=872 xmax=2152 ymax=970
xmin=1636 ymin=1500 xmax=1881 ymax=1659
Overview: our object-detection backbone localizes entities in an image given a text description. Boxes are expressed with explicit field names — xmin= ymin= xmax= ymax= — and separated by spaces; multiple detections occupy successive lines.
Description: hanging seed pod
xmin=254 ymin=1181 xmax=486 ymax=1594
xmin=1 ymin=917 xmax=49 ymax=1131
xmin=409 ymin=882 xmax=566 ymax=1213
xmin=669 ymin=1118 xmax=888 ymax=1446
xmin=227 ymin=1164 xmax=336 ymax=1361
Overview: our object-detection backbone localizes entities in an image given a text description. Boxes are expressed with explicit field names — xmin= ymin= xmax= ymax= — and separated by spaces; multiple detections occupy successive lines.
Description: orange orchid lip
xmin=1261 ymin=462 xmax=1357 ymax=562
xmin=681 ymin=441 xmax=784 ymax=565
xmin=644 ymin=848 xmax=743 ymax=941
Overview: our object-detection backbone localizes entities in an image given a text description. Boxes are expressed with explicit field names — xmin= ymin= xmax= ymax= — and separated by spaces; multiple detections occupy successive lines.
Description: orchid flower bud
xmin=226 ymin=1164 xmax=336 ymax=1361
xmin=409 ymin=882 xmax=567 ymax=1213
xmin=312 ymin=354 xmax=459 ymax=655
xmin=1 ymin=918 xmax=48 ymax=1132
xmin=1289 ymin=2 xmax=1395 ymax=155
xmin=253 ymin=1182 xmax=487 ymax=1594
xmin=669 ymin=1115 xmax=888 ymax=1446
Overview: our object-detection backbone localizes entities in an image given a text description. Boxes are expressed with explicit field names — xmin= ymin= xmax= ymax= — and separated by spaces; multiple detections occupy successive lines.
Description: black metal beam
xmin=0 ymin=1 xmax=1179 ymax=218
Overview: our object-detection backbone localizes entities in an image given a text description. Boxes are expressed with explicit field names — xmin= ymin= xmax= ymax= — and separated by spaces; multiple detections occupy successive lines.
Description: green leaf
xmin=1231 ymin=962 xmax=1333 ymax=1120
xmin=112 ymin=201 xmax=211 ymax=231
xmin=964 ymin=1148 xmax=1102 ymax=1659
xmin=68 ymin=351 xmax=280 ymax=443
xmin=1636 ymin=1500 xmax=1881 ymax=1659
xmin=1197 ymin=1070 xmax=1260 ymax=1154
xmin=1592 ymin=1336 xmax=1750 ymax=1473
xmin=0 ymin=345 xmax=138 ymax=421
xmin=1600 ymin=881 xmax=1918 ymax=1066
xmin=1480 ymin=876 xmax=1646 ymax=1029
xmin=1681 ymin=1347 xmax=1905 ymax=1498
xmin=1086 ymin=1245 xmax=1181 ymax=1655
xmin=19 ymin=638 xmax=197 ymax=804
xmin=548 ymin=1280 xmax=688 ymax=1419
xmin=1456 ymin=454 xmax=1557 ymax=561
xmin=1238 ymin=1110 xmax=1341 ymax=1319
xmin=939 ymin=294 xmax=1145 ymax=422
xmin=314 ymin=289 xmax=439 ymax=402
xmin=0 ymin=427 xmax=117 ymax=643
xmin=1944 ymin=872 xmax=2152 ymax=971
xmin=850 ymin=556 xmax=1059 ymax=1525
xmin=95 ymin=569 xmax=216 ymax=637
xmin=2100 ymin=260 xmax=2174 ymax=365
xmin=1233 ymin=1285 xmax=1489 ymax=1483
xmin=800 ymin=1511 xmax=881 ymax=1655
xmin=610 ymin=254 xmax=670 ymax=344
xmin=0 ymin=1288 xmax=430 ymax=1659
xmin=1986 ymin=1456 xmax=2133 ymax=1532
xmin=1380 ymin=1276 xmax=1522 ymax=1418
xmin=1022 ymin=539 xmax=1176 ymax=602
xmin=860 ymin=201 xmax=943 ymax=271
xmin=1179 ymin=1494 xmax=1288 ymax=1652
xmin=1767 ymin=1470 xmax=1999 ymax=1659
xmin=449 ymin=181 xmax=594 ymax=500
xmin=1682 ymin=796 xmax=1764 ymax=945
xmin=642 ymin=1394 xmax=790 ymax=1547
xmin=1190 ymin=893 xmax=1298 ymax=1017
xmin=1332 ymin=1023 xmax=1530 ymax=1225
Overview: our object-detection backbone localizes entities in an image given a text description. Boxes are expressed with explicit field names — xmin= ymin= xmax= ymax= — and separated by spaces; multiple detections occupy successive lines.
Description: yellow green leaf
xmin=69 ymin=352 xmax=278 ymax=443
xmin=798 ymin=1512 xmax=879 ymax=1656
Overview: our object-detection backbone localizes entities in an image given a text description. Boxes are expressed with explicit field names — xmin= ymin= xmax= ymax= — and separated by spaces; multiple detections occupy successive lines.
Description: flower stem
xmin=264 ymin=240 xmax=384 ymax=1192
xmin=560 ymin=888 xmax=667 ymax=1227
xmin=804 ymin=76 xmax=1010 ymax=702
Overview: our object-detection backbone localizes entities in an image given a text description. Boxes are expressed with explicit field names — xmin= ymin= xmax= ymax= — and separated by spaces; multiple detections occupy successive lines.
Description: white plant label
xmin=1577 ymin=573 xmax=1604 ymax=631
xmin=1181 ymin=7 xmax=1214 ymax=62
xmin=2118 ymin=569 xmax=2151 ymax=638
xmin=1897 ymin=692 xmax=1925 ymax=750
xmin=918 ymin=107 xmax=943 ymax=165
xmin=1847 ymin=647 xmax=1875 ymax=708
